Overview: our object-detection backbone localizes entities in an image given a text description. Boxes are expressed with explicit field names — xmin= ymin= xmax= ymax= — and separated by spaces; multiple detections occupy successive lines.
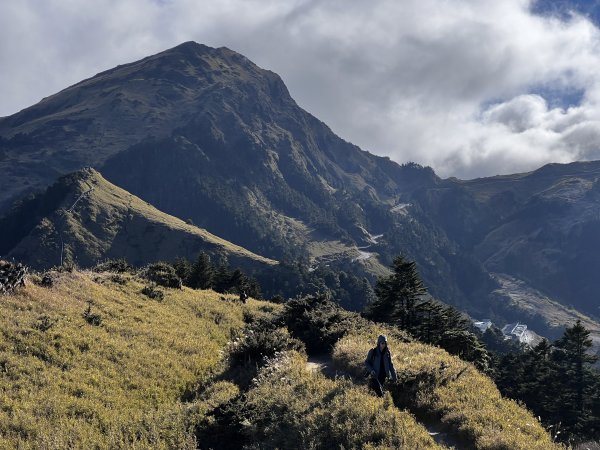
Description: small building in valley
xmin=502 ymin=322 xmax=528 ymax=341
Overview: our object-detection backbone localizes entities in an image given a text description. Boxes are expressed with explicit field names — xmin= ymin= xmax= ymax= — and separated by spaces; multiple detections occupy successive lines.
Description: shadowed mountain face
xmin=1 ymin=41 xmax=599 ymax=331
xmin=0 ymin=42 xmax=437 ymax=255
xmin=415 ymin=161 xmax=600 ymax=319
xmin=467 ymin=163 xmax=600 ymax=318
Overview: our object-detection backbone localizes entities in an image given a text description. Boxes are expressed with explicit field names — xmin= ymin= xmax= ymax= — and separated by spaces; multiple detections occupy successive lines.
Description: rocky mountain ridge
xmin=1 ymin=41 xmax=599 ymax=339
xmin=0 ymin=167 xmax=276 ymax=269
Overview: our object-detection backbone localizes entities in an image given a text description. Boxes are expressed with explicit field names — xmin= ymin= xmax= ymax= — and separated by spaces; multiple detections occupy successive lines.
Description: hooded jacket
xmin=365 ymin=342 xmax=397 ymax=382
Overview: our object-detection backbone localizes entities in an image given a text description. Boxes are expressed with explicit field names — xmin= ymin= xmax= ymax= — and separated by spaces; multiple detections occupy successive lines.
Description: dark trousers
xmin=370 ymin=376 xmax=385 ymax=397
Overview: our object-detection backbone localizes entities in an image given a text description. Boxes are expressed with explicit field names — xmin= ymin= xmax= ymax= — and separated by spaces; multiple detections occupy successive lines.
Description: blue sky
xmin=532 ymin=0 xmax=600 ymax=24
xmin=2 ymin=0 xmax=600 ymax=179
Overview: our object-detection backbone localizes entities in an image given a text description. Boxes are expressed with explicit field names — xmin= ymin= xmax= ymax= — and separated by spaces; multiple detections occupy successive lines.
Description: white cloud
xmin=2 ymin=0 xmax=600 ymax=178
xmin=483 ymin=95 xmax=549 ymax=133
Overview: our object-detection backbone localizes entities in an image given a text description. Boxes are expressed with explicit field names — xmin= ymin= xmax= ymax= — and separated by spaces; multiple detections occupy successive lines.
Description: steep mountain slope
xmin=414 ymin=161 xmax=600 ymax=319
xmin=1 ymin=41 xmax=476 ymax=309
xmin=0 ymin=42 xmax=241 ymax=209
xmin=468 ymin=162 xmax=600 ymax=316
xmin=0 ymin=167 xmax=276 ymax=269
xmin=1 ymin=41 xmax=598 ymax=333
xmin=0 ymin=41 xmax=432 ymax=213
xmin=0 ymin=269 xmax=559 ymax=449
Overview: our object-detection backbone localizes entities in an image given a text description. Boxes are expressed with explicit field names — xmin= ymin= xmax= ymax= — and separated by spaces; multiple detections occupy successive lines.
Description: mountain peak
xmin=157 ymin=41 xmax=236 ymax=63
xmin=0 ymin=41 xmax=297 ymax=211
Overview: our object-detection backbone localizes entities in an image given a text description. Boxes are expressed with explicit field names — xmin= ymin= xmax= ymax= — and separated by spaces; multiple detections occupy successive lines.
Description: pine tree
xmin=173 ymin=257 xmax=192 ymax=285
xmin=230 ymin=268 xmax=262 ymax=298
xmin=188 ymin=253 xmax=214 ymax=290
xmin=361 ymin=277 xmax=377 ymax=306
xmin=439 ymin=328 xmax=490 ymax=372
xmin=366 ymin=255 xmax=427 ymax=326
xmin=494 ymin=322 xmax=600 ymax=444
xmin=551 ymin=320 xmax=598 ymax=440
xmin=365 ymin=255 xmax=491 ymax=370
xmin=413 ymin=299 xmax=445 ymax=344
xmin=212 ymin=263 xmax=232 ymax=293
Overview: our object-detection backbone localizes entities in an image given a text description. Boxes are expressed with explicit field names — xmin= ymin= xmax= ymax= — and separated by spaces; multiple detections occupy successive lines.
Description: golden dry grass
xmin=10 ymin=169 xmax=278 ymax=269
xmin=244 ymin=351 xmax=446 ymax=449
xmin=0 ymin=270 xmax=280 ymax=449
xmin=333 ymin=326 xmax=564 ymax=450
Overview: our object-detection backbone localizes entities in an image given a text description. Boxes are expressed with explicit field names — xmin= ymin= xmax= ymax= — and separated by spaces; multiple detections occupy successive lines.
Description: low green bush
xmin=93 ymin=258 xmax=133 ymax=273
xmin=283 ymin=294 xmax=401 ymax=353
xmin=229 ymin=319 xmax=304 ymax=365
xmin=226 ymin=318 xmax=304 ymax=389
xmin=82 ymin=301 xmax=102 ymax=326
xmin=141 ymin=284 xmax=165 ymax=301
xmin=141 ymin=262 xmax=182 ymax=288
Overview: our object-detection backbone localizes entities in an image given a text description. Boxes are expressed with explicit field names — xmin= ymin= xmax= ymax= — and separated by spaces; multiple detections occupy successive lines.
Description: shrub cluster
xmin=93 ymin=258 xmax=132 ymax=273
xmin=109 ymin=274 xmax=128 ymax=285
xmin=228 ymin=319 xmax=304 ymax=368
xmin=33 ymin=314 xmax=56 ymax=332
xmin=224 ymin=316 xmax=304 ymax=390
xmin=83 ymin=301 xmax=102 ymax=326
xmin=141 ymin=262 xmax=183 ymax=288
xmin=40 ymin=273 xmax=54 ymax=287
xmin=141 ymin=284 xmax=165 ymax=301
xmin=283 ymin=294 xmax=409 ymax=354
xmin=173 ymin=254 xmax=262 ymax=298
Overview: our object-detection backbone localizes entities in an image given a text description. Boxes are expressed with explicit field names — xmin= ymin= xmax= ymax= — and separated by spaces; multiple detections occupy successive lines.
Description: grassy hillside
xmin=1 ymin=268 xmax=564 ymax=449
xmin=333 ymin=326 xmax=563 ymax=450
xmin=0 ymin=269 xmax=279 ymax=449
xmin=3 ymin=168 xmax=277 ymax=269
xmin=242 ymin=351 xmax=444 ymax=449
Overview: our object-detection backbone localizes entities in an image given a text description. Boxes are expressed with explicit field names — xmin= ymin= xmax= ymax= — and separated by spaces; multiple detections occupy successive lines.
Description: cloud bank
xmin=2 ymin=0 xmax=600 ymax=178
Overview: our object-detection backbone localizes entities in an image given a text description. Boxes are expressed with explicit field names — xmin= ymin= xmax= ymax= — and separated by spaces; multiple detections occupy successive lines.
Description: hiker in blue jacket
xmin=365 ymin=334 xmax=397 ymax=397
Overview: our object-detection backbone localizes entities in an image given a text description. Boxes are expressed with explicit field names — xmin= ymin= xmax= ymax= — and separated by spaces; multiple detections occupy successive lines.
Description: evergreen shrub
xmin=142 ymin=262 xmax=182 ymax=288
xmin=94 ymin=258 xmax=132 ymax=273
xmin=83 ymin=301 xmax=102 ymax=326
xmin=283 ymin=294 xmax=401 ymax=353
xmin=142 ymin=284 xmax=165 ymax=301
xmin=333 ymin=328 xmax=562 ymax=450
xmin=228 ymin=319 xmax=305 ymax=369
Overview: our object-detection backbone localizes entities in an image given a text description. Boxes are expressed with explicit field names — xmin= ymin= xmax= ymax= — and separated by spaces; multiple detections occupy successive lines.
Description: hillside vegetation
xmin=0 ymin=268 xmax=562 ymax=449
xmin=3 ymin=40 xmax=600 ymax=353
xmin=241 ymin=351 xmax=443 ymax=449
xmin=1 ymin=168 xmax=277 ymax=269
xmin=0 ymin=269 xmax=279 ymax=449
xmin=333 ymin=328 xmax=562 ymax=450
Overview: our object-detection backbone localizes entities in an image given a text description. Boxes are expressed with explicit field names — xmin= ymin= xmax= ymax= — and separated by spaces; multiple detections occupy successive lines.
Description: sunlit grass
xmin=333 ymin=326 xmax=564 ymax=450
xmin=243 ymin=351 xmax=446 ymax=449
xmin=1 ymin=268 xmax=566 ymax=449
xmin=0 ymin=270 xmax=279 ymax=449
